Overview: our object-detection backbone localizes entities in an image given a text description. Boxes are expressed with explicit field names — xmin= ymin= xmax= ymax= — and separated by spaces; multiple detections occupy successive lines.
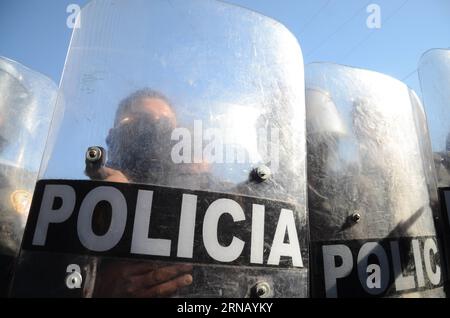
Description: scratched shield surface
xmin=305 ymin=62 xmax=446 ymax=298
xmin=10 ymin=0 xmax=308 ymax=298
xmin=0 ymin=56 xmax=57 ymax=296
xmin=418 ymin=48 xmax=450 ymax=291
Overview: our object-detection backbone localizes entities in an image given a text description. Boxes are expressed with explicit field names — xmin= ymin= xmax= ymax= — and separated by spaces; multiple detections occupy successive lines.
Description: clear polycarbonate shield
xmin=10 ymin=0 xmax=307 ymax=298
xmin=418 ymin=48 xmax=450 ymax=292
xmin=306 ymin=63 xmax=445 ymax=298
xmin=418 ymin=49 xmax=450 ymax=188
xmin=0 ymin=56 xmax=57 ymax=296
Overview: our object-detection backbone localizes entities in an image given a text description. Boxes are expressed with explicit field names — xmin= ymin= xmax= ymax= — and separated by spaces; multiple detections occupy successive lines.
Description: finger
xmin=133 ymin=264 xmax=193 ymax=288
xmin=85 ymin=165 xmax=129 ymax=183
xmin=130 ymin=262 xmax=193 ymax=277
xmin=137 ymin=274 xmax=193 ymax=298
xmin=103 ymin=167 xmax=129 ymax=183
xmin=85 ymin=165 xmax=107 ymax=180
xmin=99 ymin=260 xmax=164 ymax=279
xmin=124 ymin=262 xmax=162 ymax=276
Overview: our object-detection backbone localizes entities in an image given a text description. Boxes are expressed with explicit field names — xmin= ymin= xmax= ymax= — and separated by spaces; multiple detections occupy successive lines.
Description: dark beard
xmin=106 ymin=119 xmax=174 ymax=184
xmin=110 ymin=155 xmax=171 ymax=184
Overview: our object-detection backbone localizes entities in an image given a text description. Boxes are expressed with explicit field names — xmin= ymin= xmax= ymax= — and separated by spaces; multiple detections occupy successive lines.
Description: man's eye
xmin=120 ymin=117 xmax=131 ymax=124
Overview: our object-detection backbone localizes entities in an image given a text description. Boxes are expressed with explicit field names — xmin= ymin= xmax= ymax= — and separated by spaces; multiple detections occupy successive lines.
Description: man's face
xmin=107 ymin=97 xmax=177 ymax=183
xmin=117 ymin=97 xmax=176 ymax=129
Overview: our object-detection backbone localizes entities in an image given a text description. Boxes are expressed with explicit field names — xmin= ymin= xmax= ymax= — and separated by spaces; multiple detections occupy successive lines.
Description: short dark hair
xmin=114 ymin=88 xmax=172 ymax=126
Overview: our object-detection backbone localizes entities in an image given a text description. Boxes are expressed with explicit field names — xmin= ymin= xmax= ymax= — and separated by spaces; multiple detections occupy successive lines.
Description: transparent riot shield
xmin=418 ymin=49 xmax=450 ymax=188
xmin=0 ymin=56 xmax=57 ymax=296
xmin=418 ymin=48 xmax=450 ymax=292
xmin=306 ymin=62 xmax=445 ymax=298
xmin=10 ymin=0 xmax=307 ymax=298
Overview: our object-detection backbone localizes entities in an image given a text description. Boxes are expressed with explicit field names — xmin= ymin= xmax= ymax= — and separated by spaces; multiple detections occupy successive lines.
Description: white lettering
xmin=77 ymin=186 xmax=127 ymax=252
xmin=203 ymin=199 xmax=245 ymax=262
xmin=131 ymin=190 xmax=171 ymax=256
xmin=267 ymin=209 xmax=303 ymax=267
xmin=33 ymin=185 xmax=76 ymax=246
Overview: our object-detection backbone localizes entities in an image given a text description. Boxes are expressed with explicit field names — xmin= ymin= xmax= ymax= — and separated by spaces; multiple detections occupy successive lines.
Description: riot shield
xmin=0 ymin=56 xmax=57 ymax=296
xmin=10 ymin=0 xmax=308 ymax=298
xmin=418 ymin=48 xmax=450 ymax=292
xmin=418 ymin=49 xmax=450 ymax=188
xmin=306 ymin=62 xmax=445 ymax=298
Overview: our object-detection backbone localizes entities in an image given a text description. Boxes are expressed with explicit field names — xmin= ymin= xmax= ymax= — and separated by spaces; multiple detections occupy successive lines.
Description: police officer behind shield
xmin=433 ymin=132 xmax=450 ymax=187
xmin=87 ymin=88 xmax=194 ymax=297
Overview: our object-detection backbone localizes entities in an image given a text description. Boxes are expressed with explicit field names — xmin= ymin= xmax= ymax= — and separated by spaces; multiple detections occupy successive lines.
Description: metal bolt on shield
xmin=254 ymin=282 xmax=271 ymax=298
xmin=255 ymin=165 xmax=271 ymax=181
xmin=86 ymin=146 xmax=102 ymax=163
xmin=352 ymin=212 xmax=361 ymax=223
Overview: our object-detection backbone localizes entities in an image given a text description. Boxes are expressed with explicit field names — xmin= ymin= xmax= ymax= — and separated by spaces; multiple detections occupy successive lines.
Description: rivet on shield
xmin=253 ymin=281 xmax=271 ymax=298
xmin=86 ymin=146 xmax=103 ymax=163
xmin=352 ymin=212 xmax=361 ymax=223
xmin=254 ymin=165 xmax=271 ymax=182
